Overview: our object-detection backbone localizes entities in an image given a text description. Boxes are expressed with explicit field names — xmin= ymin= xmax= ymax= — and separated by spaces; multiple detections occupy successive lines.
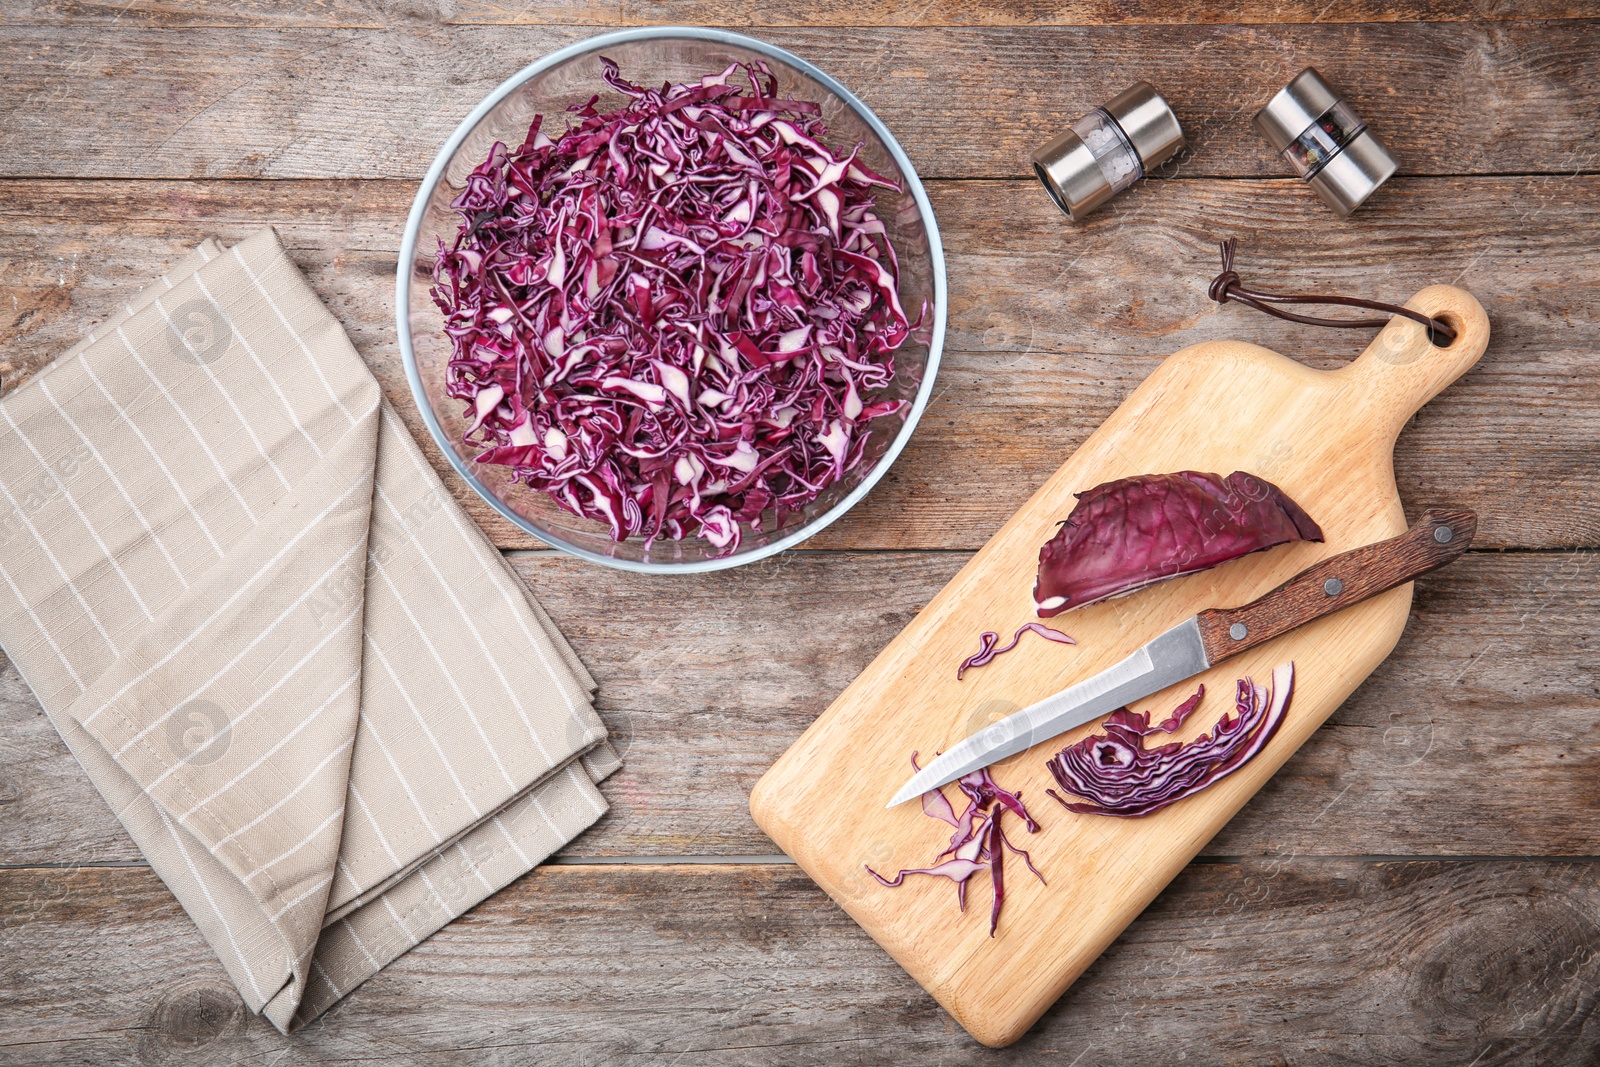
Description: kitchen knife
xmin=887 ymin=507 xmax=1476 ymax=807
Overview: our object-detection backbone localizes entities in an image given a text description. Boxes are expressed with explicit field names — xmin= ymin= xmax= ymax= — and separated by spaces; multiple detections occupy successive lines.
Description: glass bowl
xmin=396 ymin=27 xmax=946 ymax=573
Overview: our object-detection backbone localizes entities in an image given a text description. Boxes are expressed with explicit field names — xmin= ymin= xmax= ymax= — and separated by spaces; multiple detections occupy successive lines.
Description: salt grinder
xmin=1253 ymin=67 xmax=1397 ymax=217
xmin=1031 ymin=82 xmax=1185 ymax=221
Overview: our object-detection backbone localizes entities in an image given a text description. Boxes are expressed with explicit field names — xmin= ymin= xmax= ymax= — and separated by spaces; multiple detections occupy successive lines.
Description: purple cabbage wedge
xmin=1033 ymin=471 xmax=1323 ymax=617
xmin=430 ymin=59 xmax=915 ymax=554
xmin=1045 ymin=662 xmax=1294 ymax=817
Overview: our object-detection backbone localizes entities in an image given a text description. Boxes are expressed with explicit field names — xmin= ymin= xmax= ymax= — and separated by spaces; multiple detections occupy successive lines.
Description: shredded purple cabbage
xmin=869 ymin=757 xmax=1044 ymax=936
xmin=1046 ymin=662 xmax=1294 ymax=817
xmin=430 ymin=59 xmax=914 ymax=551
xmin=957 ymin=622 xmax=1075 ymax=680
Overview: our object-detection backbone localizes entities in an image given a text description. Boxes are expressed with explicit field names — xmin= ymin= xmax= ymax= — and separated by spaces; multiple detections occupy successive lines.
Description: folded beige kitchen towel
xmin=0 ymin=228 xmax=618 ymax=1031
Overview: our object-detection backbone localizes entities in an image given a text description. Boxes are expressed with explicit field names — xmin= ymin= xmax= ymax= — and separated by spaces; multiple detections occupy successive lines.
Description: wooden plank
xmin=4 ymin=551 xmax=1596 ymax=866
xmin=1 ymin=0 xmax=1587 ymax=27
xmin=2 ymin=176 xmax=1596 ymax=551
xmin=1 ymin=23 xmax=1597 ymax=180
xmin=4 ymin=859 xmax=1600 ymax=1062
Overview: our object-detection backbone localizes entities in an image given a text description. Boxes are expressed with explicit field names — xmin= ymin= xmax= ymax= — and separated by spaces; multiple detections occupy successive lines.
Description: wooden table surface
xmin=3 ymin=4 xmax=1598 ymax=1064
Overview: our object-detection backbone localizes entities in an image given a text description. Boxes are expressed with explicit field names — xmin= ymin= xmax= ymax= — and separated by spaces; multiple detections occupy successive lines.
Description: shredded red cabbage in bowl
xmin=430 ymin=58 xmax=915 ymax=553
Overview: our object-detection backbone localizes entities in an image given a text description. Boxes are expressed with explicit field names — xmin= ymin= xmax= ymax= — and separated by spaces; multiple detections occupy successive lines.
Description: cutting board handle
xmin=1339 ymin=284 xmax=1490 ymax=436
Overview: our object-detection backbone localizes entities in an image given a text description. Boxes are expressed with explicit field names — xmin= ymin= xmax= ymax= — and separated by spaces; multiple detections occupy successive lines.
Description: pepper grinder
xmin=1031 ymin=82 xmax=1185 ymax=222
xmin=1253 ymin=67 xmax=1398 ymax=217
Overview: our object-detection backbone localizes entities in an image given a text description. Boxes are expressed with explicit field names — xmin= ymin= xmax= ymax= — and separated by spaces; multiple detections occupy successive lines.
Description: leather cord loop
xmin=1208 ymin=238 xmax=1456 ymax=345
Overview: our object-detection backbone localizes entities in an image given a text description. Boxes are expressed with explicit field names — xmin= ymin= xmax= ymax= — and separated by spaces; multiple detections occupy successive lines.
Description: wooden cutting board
xmin=750 ymin=284 xmax=1490 ymax=1046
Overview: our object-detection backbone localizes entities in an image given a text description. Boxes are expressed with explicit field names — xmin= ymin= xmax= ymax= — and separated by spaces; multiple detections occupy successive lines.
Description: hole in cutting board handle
xmin=1428 ymin=310 xmax=1462 ymax=349
xmin=1341 ymin=285 xmax=1489 ymax=431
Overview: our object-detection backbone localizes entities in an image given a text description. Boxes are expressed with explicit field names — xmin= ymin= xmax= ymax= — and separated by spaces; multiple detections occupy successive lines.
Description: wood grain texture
xmin=4 ymin=549 xmax=1597 ymax=866
xmin=2 ymin=22 xmax=1598 ymax=180
xmin=3 ymin=177 xmax=1597 ymax=552
xmin=5 ymin=860 xmax=1600 ymax=1064
xmin=752 ymin=289 xmax=1492 ymax=1044
xmin=3 ymin=0 xmax=1589 ymax=27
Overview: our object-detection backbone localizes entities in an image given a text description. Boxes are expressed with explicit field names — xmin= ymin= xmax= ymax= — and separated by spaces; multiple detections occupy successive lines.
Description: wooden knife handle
xmin=1196 ymin=508 xmax=1477 ymax=664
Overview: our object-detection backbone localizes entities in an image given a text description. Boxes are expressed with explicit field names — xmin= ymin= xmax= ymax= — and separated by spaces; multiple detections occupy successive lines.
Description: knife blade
xmin=887 ymin=507 xmax=1476 ymax=807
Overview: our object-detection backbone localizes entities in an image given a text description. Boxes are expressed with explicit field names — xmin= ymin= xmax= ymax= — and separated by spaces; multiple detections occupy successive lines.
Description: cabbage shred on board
xmin=1045 ymin=662 xmax=1295 ymax=817
xmin=869 ymin=760 xmax=1045 ymax=937
xmin=431 ymin=59 xmax=915 ymax=551
xmin=956 ymin=622 xmax=1075 ymax=680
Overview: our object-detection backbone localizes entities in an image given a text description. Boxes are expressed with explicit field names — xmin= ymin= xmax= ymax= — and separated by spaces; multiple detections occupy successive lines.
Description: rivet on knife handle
xmin=1195 ymin=508 xmax=1477 ymax=663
